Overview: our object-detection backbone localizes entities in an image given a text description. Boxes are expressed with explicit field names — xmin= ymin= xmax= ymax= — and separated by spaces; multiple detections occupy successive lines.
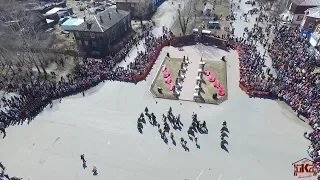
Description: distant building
xmin=309 ymin=23 xmax=320 ymax=47
xmin=32 ymin=0 xmax=67 ymax=14
xmin=300 ymin=6 xmax=320 ymax=30
xmin=73 ymin=8 xmax=131 ymax=57
xmin=44 ymin=7 xmax=73 ymax=22
xmin=285 ymin=0 xmax=320 ymax=24
xmin=116 ymin=0 xmax=164 ymax=18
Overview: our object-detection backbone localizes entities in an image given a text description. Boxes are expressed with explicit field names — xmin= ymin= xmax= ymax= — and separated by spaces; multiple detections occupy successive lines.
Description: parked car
xmin=207 ymin=21 xmax=220 ymax=29
xmin=95 ymin=6 xmax=105 ymax=12
xmin=106 ymin=3 xmax=112 ymax=6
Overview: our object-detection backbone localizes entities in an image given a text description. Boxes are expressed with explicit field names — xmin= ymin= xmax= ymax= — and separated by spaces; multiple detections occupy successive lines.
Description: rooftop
xmin=291 ymin=0 xmax=320 ymax=6
xmin=306 ymin=6 xmax=320 ymax=18
xmin=62 ymin=17 xmax=84 ymax=26
xmin=73 ymin=8 xmax=130 ymax=32
xmin=115 ymin=0 xmax=139 ymax=3
xmin=45 ymin=7 xmax=63 ymax=15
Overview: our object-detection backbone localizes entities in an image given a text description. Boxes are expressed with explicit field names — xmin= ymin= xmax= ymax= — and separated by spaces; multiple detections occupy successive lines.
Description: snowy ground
xmin=0 ymin=43 xmax=312 ymax=180
xmin=0 ymin=1 xmax=314 ymax=180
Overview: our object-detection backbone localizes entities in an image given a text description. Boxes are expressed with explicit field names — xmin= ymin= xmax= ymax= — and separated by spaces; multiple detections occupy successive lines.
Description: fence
xmin=170 ymin=34 xmax=228 ymax=51
xmin=236 ymin=46 xmax=276 ymax=98
xmin=132 ymin=40 xmax=170 ymax=82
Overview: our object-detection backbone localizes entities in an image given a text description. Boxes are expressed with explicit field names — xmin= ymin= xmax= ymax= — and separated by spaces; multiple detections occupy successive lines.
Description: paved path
xmin=176 ymin=45 xmax=227 ymax=101
xmin=178 ymin=47 xmax=202 ymax=100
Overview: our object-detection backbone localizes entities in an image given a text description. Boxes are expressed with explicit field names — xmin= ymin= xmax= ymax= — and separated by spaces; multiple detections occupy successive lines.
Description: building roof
xmin=62 ymin=17 xmax=84 ymax=26
xmin=46 ymin=19 xmax=55 ymax=23
xmin=115 ymin=0 xmax=139 ymax=3
xmin=306 ymin=6 xmax=320 ymax=18
xmin=73 ymin=8 xmax=130 ymax=32
xmin=291 ymin=0 xmax=320 ymax=6
xmin=45 ymin=7 xmax=63 ymax=15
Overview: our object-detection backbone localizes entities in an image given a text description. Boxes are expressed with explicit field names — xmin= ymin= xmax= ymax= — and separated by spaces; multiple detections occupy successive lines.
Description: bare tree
xmin=0 ymin=0 xmax=57 ymax=82
xmin=135 ymin=0 xmax=152 ymax=26
xmin=177 ymin=0 xmax=194 ymax=35
xmin=272 ymin=0 xmax=287 ymax=16
xmin=258 ymin=0 xmax=277 ymax=10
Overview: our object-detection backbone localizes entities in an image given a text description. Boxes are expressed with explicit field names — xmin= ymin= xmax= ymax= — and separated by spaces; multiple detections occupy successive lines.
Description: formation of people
xmin=220 ymin=121 xmax=229 ymax=152
xmin=137 ymin=107 xmax=230 ymax=152
xmin=0 ymin=26 xmax=172 ymax=136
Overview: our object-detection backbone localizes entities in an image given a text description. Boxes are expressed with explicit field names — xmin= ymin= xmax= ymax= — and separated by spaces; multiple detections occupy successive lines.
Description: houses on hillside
xmin=72 ymin=8 xmax=131 ymax=57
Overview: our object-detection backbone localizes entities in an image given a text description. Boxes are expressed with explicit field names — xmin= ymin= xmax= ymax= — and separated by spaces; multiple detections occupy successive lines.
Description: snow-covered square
xmin=0 ymin=1 xmax=312 ymax=180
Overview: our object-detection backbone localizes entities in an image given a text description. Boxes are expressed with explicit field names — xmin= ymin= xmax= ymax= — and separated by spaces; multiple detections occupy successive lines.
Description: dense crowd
xmin=233 ymin=14 xmax=320 ymax=123
xmin=231 ymin=10 xmax=320 ymax=175
xmin=233 ymin=15 xmax=320 ymax=174
xmin=0 ymin=26 xmax=172 ymax=132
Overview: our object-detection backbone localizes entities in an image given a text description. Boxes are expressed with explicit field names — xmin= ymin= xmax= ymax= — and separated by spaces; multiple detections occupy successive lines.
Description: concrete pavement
xmin=0 ymin=41 xmax=311 ymax=180
xmin=0 ymin=1 xmax=312 ymax=180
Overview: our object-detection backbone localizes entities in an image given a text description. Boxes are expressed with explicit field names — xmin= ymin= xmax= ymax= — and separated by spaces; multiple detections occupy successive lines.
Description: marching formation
xmin=137 ymin=107 xmax=229 ymax=152
xmin=220 ymin=121 xmax=229 ymax=152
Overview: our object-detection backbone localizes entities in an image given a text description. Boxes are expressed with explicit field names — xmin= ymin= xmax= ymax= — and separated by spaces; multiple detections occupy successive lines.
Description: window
xmin=90 ymin=33 xmax=95 ymax=38
xmin=128 ymin=18 xmax=131 ymax=27
xmin=84 ymin=41 xmax=88 ymax=46
xmin=315 ymin=24 xmax=320 ymax=34
xmin=112 ymin=29 xmax=116 ymax=40
xmin=75 ymin=32 xmax=79 ymax=37
xmin=296 ymin=15 xmax=304 ymax=21
xmin=77 ymin=40 xmax=82 ymax=45
xmin=288 ymin=2 xmax=292 ymax=11
xmin=124 ymin=21 xmax=127 ymax=31
xmin=309 ymin=23 xmax=315 ymax=29
xmin=92 ymin=41 xmax=98 ymax=47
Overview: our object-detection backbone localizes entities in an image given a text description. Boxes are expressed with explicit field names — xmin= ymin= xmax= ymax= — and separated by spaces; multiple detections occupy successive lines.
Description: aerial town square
xmin=0 ymin=0 xmax=320 ymax=179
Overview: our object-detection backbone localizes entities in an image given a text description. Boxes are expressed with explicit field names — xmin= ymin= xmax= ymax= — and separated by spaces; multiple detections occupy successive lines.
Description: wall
xmin=116 ymin=2 xmax=135 ymax=12
xmin=74 ymin=31 xmax=109 ymax=57
xmin=292 ymin=14 xmax=305 ymax=24
xmin=74 ymin=14 xmax=131 ymax=58
xmin=170 ymin=35 xmax=227 ymax=51
xmin=116 ymin=2 xmax=154 ymax=19
xmin=301 ymin=16 xmax=318 ymax=30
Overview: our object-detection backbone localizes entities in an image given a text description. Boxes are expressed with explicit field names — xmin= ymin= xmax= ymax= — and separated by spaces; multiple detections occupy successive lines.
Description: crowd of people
xmin=0 ymin=26 xmax=172 ymax=133
xmin=233 ymin=13 xmax=320 ymax=123
xmin=233 ymin=10 xmax=320 ymax=175
xmin=137 ymin=107 xmax=208 ymax=151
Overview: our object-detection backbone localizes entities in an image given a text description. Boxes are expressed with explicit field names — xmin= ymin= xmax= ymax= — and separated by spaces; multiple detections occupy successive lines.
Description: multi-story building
xmin=115 ymin=0 xmax=164 ymax=18
xmin=285 ymin=0 xmax=320 ymax=24
xmin=300 ymin=6 xmax=320 ymax=31
xmin=73 ymin=8 xmax=131 ymax=57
